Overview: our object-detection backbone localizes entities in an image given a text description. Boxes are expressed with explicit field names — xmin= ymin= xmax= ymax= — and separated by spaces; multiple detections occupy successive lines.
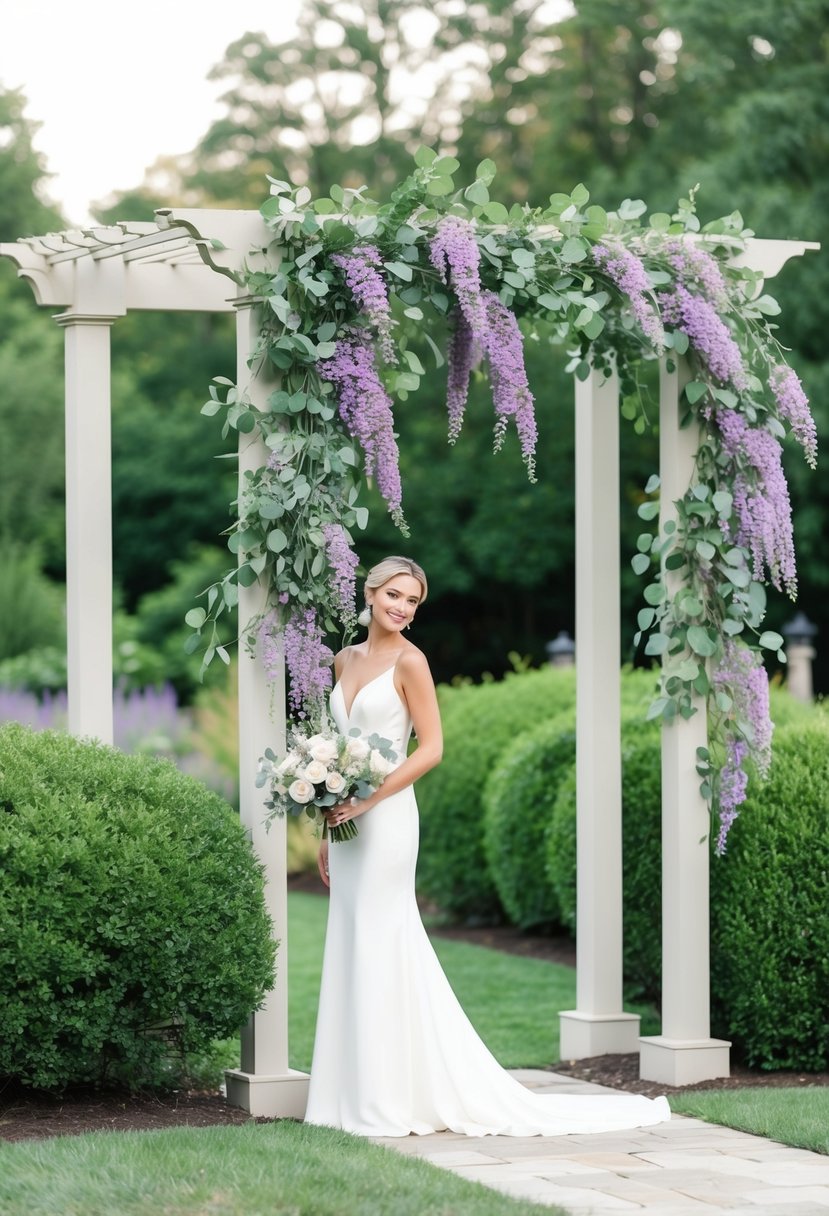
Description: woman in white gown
xmin=304 ymin=555 xmax=669 ymax=1138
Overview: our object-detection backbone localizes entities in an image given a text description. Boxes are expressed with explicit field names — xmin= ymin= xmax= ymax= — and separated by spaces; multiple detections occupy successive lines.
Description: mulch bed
xmin=2 ymin=876 xmax=824 ymax=1142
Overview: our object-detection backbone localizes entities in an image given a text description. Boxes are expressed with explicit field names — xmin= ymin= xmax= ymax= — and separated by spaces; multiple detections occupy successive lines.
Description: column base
xmin=639 ymin=1036 xmax=731 ymax=1086
xmin=559 ymin=1010 xmax=641 ymax=1060
xmin=224 ymin=1068 xmax=310 ymax=1118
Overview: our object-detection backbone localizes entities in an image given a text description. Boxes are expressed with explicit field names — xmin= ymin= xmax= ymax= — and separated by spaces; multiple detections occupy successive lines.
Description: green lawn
xmin=0 ymin=1119 xmax=561 ymax=1216
xmin=670 ymin=1087 xmax=829 ymax=1155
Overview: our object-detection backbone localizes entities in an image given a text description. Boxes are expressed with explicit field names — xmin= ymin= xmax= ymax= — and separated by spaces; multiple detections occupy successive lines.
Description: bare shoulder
xmin=396 ymin=643 xmax=434 ymax=685
xmin=334 ymin=644 xmax=362 ymax=679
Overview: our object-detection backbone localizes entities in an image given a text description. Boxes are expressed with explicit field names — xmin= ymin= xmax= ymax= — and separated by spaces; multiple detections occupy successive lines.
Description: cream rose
xmin=304 ymin=734 xmax=327 ymax=754
xmin=288 ymin=779 xmax=315 ymax=804
xmin=325 ymin=771 xmax=347 ymax=795
xmin=369 ymin=750 xmax=396 ymax=779
xmin=309 ymin=738 xmax=338 ymax=765
xmin=304 ymin=760 xmax=328 ymax=784
xmin=345 ymin=736 xmax=370 ymax=762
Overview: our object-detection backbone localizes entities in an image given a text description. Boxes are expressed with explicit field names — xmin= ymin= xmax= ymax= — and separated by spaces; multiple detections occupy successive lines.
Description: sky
xmin=0 ymin=1 xmax=302 ymax=226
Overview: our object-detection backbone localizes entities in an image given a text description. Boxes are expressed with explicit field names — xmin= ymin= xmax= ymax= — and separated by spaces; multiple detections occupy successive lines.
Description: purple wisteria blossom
xmin=284 ymin=607 xmax=334 ymax=718
xmin=331 ymin=245 xmax=395 ymax=363
xmin=429 ymin=215 xmax=488 ymax=346
xmin=769 ymin=363 xmax=818 ymax=468
xmin=258 ymin=610 xmax=283 ymax=684
xmin=660 ymin=285 xmax=748 ymax=389
xmin=445 ymin=309 xmax=478 ymax=443
xmin=483 ymin=290 xmax=538 ymax=480
xmin=319 ymin=331 xmax=405 ymax=528
xmin=717 ymin=407 xmax=796 ymax=594
xmin=592 ymin=243 xmax=665 ymax=349
xmin=322 ymin=522 xmax=359 ymax=625
xmin=714 ymin=639 xmax=773 ymax=775
xmin=663 ymin=239 xmax=728 ymax=306
xmin=715 ymin=737 xmax=749 ymax=855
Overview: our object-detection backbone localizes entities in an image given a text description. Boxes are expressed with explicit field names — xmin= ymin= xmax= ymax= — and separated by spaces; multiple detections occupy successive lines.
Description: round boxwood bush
xmin=482 ymin=713 xmax=575 ymax=930
xmin=416 ymin=666 xmax=576 ymax=922
xmin=709 ymin=718 xmax=829 ymax=1071
xmin=0 ymin=723 xmax=277 ymax=1091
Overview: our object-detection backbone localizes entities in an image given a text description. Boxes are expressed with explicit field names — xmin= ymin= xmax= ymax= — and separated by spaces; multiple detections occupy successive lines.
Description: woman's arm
xmin=327 ymin=648 xmax=442 ymax=827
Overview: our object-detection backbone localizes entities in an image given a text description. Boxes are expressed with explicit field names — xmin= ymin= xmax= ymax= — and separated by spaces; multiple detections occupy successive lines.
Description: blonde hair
xmin=358 ymin=555 xmax=428 ymax=627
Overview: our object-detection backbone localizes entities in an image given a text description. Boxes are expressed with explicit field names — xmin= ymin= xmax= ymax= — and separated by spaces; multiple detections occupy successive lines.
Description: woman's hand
xmin=325 ymin=795 xmax=373 ymax=831
xmin=317 ymin=839 xmax=330 ymax=888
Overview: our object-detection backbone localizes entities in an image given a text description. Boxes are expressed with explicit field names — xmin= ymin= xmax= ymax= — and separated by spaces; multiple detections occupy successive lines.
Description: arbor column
xmin=55 ymin=312 xmax=115 ymax=744
xmin=639 ymin=357 xmax=731 ymax=1085
xmin=559 ymin=367 xmax=640 ymax=1058
xmin=224 ymin=297 xmax=310 ymax=1118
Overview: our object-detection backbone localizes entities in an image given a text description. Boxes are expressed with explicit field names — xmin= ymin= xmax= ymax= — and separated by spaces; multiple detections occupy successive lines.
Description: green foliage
xmin=669 ymin=1087 xmax=829 ymax=1155
xmin=416 ymin=667 xmax=576 ymax=921
xmin=0 ymin=541 xmax=64 ymax=661
xmin=0 ymin=723 xmax=276 ymax=1091
xmin=482 ymin=713 xmax=575 ymax=929
xmin=710 ymin=717 xmax=829 ymax=1071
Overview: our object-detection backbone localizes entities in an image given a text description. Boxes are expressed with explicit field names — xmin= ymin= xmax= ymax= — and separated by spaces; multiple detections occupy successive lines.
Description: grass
xmin=670 ymin=1087 xmax=829 ymax=1155
xmin=0 ymin=1119 xmax=562 ymax=1216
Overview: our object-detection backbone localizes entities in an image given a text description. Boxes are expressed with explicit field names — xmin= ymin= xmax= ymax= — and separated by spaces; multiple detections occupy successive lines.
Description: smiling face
xmin=367 ymin=574 xmax=423 ymax=634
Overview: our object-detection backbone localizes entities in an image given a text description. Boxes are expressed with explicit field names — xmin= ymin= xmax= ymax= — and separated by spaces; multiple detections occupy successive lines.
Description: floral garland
xmin=186 ymin=149 xmax=816 ymax=854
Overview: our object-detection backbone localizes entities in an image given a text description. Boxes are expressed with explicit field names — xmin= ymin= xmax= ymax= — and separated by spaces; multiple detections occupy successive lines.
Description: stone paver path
xmin=373 ymin=1069 xmax=829 ymax=1215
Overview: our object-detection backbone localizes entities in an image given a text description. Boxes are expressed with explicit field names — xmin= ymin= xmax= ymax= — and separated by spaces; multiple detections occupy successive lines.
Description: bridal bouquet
xmin=257 ymin=720 xmax=398 ymax=842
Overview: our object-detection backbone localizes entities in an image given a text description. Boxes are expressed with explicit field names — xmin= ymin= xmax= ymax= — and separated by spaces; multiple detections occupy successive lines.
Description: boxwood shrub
xmin=416 ymin=667 xmax=576 ymax=922
xmin=482 ymin=713 xmax=575 ymax=929
xmin=0 ymin=723 xmax=277 ymax=1091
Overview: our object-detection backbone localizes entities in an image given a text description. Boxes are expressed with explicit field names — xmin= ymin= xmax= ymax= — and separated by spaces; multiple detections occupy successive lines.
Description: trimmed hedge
xmin=416 ymin=667 xmax=576 ymax=922
xmin=482 ymin=713 xmax=574 ymax=929
xmin=709 ymin=718 xmax=829 ymax=1071
xmin=0 ymin=723 xmax=277 ymax=1090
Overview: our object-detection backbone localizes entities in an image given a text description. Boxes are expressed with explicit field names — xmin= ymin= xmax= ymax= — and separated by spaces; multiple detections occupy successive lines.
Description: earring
xmin=405 ymin=622 xmax=411 ymax=631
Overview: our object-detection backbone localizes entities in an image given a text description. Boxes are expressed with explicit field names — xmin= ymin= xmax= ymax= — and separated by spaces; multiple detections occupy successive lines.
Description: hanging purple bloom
xmin=715 ymin=737 xmax=749 ymax=855
xmin=445 ymin=309 xmax=478 ymax=443
xmin=429 ymin=216 xmax=488 ymax=347
xmin=593 ymin=243 xmax=664 ymax=349
xmin=258 ymin=610 xmax=283 ymax=684
xmin=322 ymin=522 xmax=359 ymax=626
xmin=283 ymin=607 xmax=334 ymax=718
xmin=660 ymin=285 xmax=748 ymax=389
xmin=769 ymin=363 xmax=817 ymax=468
xmin=319 ymin=331 xmax=405 ymax=529
xmin=331 ymin=245 xmax=395 ymax=363
xmin=714 ymin=639 xmax=773 ymax=776
xmin=483 ymin=290 xmax=538 ymax=481
xmin=717 ymin=407 xmax=796 ymax=595
xmin=663 ymin=239 xmax=728 ymax=307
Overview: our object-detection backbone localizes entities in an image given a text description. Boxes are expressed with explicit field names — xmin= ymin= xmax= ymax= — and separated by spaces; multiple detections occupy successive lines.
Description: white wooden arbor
xmin=1 ymin=213 xmax=816 ymax=1110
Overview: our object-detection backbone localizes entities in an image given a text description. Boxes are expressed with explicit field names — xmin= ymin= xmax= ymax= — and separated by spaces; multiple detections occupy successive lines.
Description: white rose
xmin=345 ymin=736 xmax=370 ymax=762
xmin=304 ymin=760 xmax=328 ymax=784
xmin=304 ymin=734 xmax=327 ymax=753
xmin=369 ymin=749 xmax=396 ymax=779
xmin=325 ymin=771 xmax=347 ymax=795
xmin=288 ymin=779 xmax=315 ymax=804
xmin=309 ymin=738 xmax=338 ymax=765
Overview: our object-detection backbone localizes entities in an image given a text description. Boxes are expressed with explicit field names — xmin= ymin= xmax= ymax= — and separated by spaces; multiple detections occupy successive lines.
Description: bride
xmin=303 ymin=555 xmax=669 ymax=1138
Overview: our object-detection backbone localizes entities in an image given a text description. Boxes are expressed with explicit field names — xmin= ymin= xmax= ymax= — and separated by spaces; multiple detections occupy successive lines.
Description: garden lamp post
xmin=782 ymin=611 xmax=817 ymax=703
xmin=546 ymin=630 xmax=576 ymax=667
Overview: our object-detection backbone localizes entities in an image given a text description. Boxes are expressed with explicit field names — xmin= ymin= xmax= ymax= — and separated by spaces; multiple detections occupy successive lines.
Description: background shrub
xmin=416 ymin=666 xmax=576 ymax=922
xmin=0 ymin=723 xmax=276 ymax=1091
xmin=482 ymin=713 xmax=574 ymax=929
xmin=709 ymin=717 xmax=829 ymax=1071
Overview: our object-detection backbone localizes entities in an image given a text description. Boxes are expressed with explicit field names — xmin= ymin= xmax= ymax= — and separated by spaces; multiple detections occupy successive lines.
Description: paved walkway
xmin=373 ymin=1069 xmax=829 ymax=1214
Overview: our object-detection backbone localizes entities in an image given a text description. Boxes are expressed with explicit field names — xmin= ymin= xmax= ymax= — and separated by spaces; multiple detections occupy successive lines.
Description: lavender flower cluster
xmin=770 ymin=363 xmax=818 ymax=468
xmin=663 ymin=239 xmax=728 ymax=306
xmin=331 ymin=245 xmax=396 ymax=363
xmin=428 ymin=216 xmax=538 ymax=476
xmin=660 ymin=284 xmax=748 ymax=388
xmin=712 ymin=640 xmax=773 ymax=853
xmin=319 ymin=330 xmax=405 ymax=528
xmin=592 ymin=243 xmax=664 ymax=348
xmin=322 ymin=522 xmax=359 ymax=626
xmin=283 ymin=608 xmax=334 ymax=718
xmin=717 ymin=407 xmax=797 ymax=595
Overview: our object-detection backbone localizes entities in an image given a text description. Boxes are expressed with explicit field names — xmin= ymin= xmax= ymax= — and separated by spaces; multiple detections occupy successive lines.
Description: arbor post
xmin=639 ymin=357 xmax=731 ymax=1085
xmin=224 ymin=297 xmax=310 ymax=1117
xmin=559 ymin=366 xmax=640 ymax=1058
xmin=55 ymin=312 xmax=116 ymax=744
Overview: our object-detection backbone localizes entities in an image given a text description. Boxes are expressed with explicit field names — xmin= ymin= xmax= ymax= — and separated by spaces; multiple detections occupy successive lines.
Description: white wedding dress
xmin=304 ymin=665 xmax=670 ymax=1137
